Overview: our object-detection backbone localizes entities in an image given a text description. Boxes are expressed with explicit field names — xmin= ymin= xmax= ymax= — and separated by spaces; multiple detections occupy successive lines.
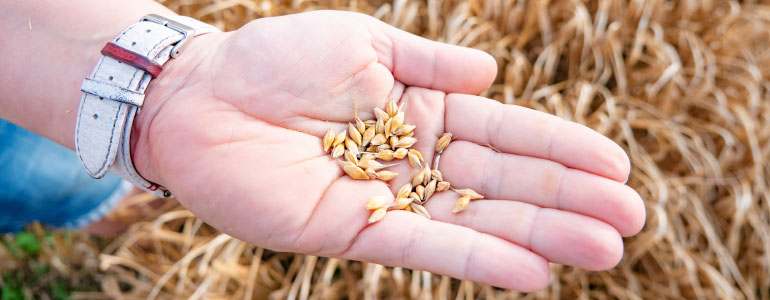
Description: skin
xmin=1 ymin=1 xmax=645 ymax=292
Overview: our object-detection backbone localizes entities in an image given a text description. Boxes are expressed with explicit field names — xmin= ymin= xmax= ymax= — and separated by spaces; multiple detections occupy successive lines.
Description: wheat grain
xmin=391 ymin=111 xmax=404 ymax=131
xmin=437 ymin=181 xmax=450 ymax=192
xmin=408 ymin=149 xmax=423 ymax=169
xmin=373 ymin=107 xmax=389 ymax=122
xmin=393 ymin=148 xmax=408 ymax=159
xmin=411 ymin=170 xmax=426 ymax=187
xmin=345 ymin=137 xmax=360 ymax=157
xmin=365 ymin=168 xmax=377 ymax=179
xmin=344 ymin=150 xmax=358 ymax=165
xmin=392 ymin=124 xmax=415 ymax=136
xmin=362 ymin=127 xmax=375 ymax=147
xmin=396 ymin=183 xmax=412 ymax=199
xmin=395 ymin=137 xmax=417 ymax=148
xmin=409 ymin=192 xmax=419 ymax=202
xmin=358 ymin=159 xmax=385 ymax=171
xmin=375 ymin=119 xmax=385 ymax=135
xmin=331 ymin=144 xmax=345 ymax=158
xmin=370 ymin=134 xmax=387 ymax=146
xmin=415 ymin=185 xmax=425 ymax=201
xmin=424 ymin=180 xmax=437 ymax=201
xmin=333 ymin=131 xmax=347 ymax=147
xmin=435 ymin=133 xmax=452 ymax=153
xmin=453 ymin=188 xmax=483 ymax=200
xmin=410 ymin=203 xmax=431 ymax=219
xmin=366 ymin=196 xmax=388 ymax=210
xmin=421 ymin=168 xmax=431 ymax=185
xmin=355 ymin=117 xmax=366 ymax=134
xmin=375 ymin=150 xmax=394 ymax=161
xmin=384 ymin=119 xmax=393 ymax=138
xmin=391 ymin=196 xmax=412 ymax=210
xmin=389 ymin=136 xmax=399 ymax=149
xmin=386 ymin=99 xmax=398 ymax=117
xmin=339 ymin=161 xmax=369 ymax=180
xmin=323 ymin=129 xmax=335 ymax=152
xmin=368 ymin=207 xmax=387 ymax=224
xmin=349 ymin=123 xmax=363 ymax=146
xmin=375 ymin=171 xmax=397 ymax=181
xmin=452 ymin=195 xmax=471 ymax=214
xmin=430 ymin=170 xmax=443 ymax=182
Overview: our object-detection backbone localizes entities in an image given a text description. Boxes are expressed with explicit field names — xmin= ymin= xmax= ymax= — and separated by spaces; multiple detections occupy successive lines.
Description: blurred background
xmin=2 ymin=0 xmax=770 ymax=299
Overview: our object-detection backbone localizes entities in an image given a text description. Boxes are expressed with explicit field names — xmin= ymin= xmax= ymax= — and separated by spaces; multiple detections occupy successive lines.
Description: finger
xmin=423 ymin=194 xmax=624 ymax=270
xmin=370 ymin=20 xmax=497 ymax=94
xmin=289 ymin=168 xmax=549 ymax=291
xmin=439 ymin=141 xmax=645 ymax=236
xmin=444 ymin=94 xmax=630 ymax=182
xmin=340 ymin=211 xmax=550 ymax=292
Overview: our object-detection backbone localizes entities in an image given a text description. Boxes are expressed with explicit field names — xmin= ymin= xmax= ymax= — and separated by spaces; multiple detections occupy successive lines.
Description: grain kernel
xmin=333 ymin=131 xmax=347 ymax=147
xmin=410 ymin=203 xmax=431 ymax=219
xmin=393 ymin=148 xmax=408 ymax=159
xmin=454 ymin=188 xmax=484 ymax=200
xmin=323 ymin=129 xmax=335 ymax=152
xmin=366 ymin=196 xmax=387 ymax=210
xmin=375 ymin=170 xmax=398 ymax=181
xmin=368 ymin=207 xmax=387 ymax=224
xmin=452 ymin=195 xmax=471 ymax=213
xmin=331 ymin=144 xmax=345 ymax=158
xmin=437 ymin=181 xmax=450 ymax=192
xmin=436 ymin=132 xmax=452 ymax=153
xmin=375 ymin=150 xmax=394 ymax=161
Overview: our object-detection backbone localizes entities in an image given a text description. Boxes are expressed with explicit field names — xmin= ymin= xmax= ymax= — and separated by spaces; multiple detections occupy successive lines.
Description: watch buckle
xmin=141 ymin=14 xmax=195 ymax=58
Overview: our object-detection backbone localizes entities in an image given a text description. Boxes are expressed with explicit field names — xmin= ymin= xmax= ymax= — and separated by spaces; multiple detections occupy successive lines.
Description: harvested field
xmin=3 ymin=0 xmax=770 ymax=299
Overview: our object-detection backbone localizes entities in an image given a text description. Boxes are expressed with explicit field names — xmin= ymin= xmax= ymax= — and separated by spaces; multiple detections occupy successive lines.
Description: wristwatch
xmin=75 ymin=14 xmax=220 ymax=197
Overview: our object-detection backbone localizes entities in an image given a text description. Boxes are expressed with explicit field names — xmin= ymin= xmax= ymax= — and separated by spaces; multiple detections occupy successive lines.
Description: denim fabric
xmin=0 ymin=118 xmax=130 ymax=233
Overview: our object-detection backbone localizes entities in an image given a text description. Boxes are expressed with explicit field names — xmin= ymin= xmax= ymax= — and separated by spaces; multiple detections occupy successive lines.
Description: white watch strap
xmin=75 ymin=15 xmax=219 ymax=197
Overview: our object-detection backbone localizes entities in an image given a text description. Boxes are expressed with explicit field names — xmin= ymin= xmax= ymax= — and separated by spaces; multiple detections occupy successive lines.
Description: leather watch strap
xmin=75 ymin=15 xmax=219 ymax=197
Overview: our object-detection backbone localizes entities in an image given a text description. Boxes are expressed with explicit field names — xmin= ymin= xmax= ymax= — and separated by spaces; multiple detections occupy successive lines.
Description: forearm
xmin=0 ymin=0 xmax=176 ymax=149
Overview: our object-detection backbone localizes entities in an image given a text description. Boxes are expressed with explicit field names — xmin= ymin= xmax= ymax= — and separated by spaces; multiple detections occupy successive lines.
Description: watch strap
xmin=75 ymin=15 xmax=219 ymax=197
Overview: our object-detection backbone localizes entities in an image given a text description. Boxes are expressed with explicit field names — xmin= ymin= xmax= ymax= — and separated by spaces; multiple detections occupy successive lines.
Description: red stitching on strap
xmin=101 ymin=42 xmax=163 ymax=78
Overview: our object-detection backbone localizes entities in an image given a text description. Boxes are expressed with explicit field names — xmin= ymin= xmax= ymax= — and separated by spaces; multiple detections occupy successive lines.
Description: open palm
xmin=131 ymin=10 xmax=645 ymax=291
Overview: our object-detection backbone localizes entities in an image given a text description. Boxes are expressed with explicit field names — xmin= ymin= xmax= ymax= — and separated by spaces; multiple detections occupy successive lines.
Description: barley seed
xmin=333 ymin=131 xmax=347 ymax=147
xmin=375 ymin=150 xmax=395 ymax=161
xmin=453 ymin=188 xmax=484 ymax=200
xmin=452 ymin=195 xmax=471 ymax=214
xmin=349 ymin=123 xmax=363 ymax=146
xmin=393 ymin=148 xmax=408 ymax=159
xmin=410 ymin=203 xmax=431 ymax=219
xmin=368 ymin=207 xmax=387 ymax=224
xmin=339 ymin=161 xmax=369 ymax=180
xmin=436 ymin=133 xmax=452 ymax=153
xmin=424 ymin=179 xmax=437 ymax=201
xmin=430 ymin=170 xmax=443 ymax=182
xmin=331 ymin=144 xmax=345 ymax=158
xmin=323 ymin=129 xmax=336 ymax=152
xmin=395 ymin=137 xmax=417 ymax=148
xmin=366 ymin=196 xmax=387 ymax=210
xmin=362 ymin=127 xmax=375 ymax=146
xmin=437 ymin=181 xmax=450 ymax=192
xmin=375 ymin=170 xmax=398 ymax=181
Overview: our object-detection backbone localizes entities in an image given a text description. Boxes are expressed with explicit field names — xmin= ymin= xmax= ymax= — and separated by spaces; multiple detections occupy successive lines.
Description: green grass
xmin=1 ymin=230 xmax=71 ymax=300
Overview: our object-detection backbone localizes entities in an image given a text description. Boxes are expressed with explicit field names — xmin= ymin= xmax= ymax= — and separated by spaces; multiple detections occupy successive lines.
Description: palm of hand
xmin=134 ymin=11 xmax=645 ymax=291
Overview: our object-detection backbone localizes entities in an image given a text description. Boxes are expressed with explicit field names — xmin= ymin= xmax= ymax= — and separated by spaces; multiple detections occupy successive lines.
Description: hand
xmin=131 ymin=10 xmax=645 ymax=291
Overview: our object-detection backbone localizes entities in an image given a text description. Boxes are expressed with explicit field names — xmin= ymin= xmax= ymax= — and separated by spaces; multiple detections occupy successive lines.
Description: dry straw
xmin=3 ymin=0 xmax=770 ymax=299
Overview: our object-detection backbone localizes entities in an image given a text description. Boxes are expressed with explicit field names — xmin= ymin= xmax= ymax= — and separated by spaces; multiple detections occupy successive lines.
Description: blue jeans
xmin=0 ymin=119 xmax=131 ymax=233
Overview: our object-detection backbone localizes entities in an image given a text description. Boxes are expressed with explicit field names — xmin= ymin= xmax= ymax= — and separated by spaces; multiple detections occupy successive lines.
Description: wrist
xmin=130 ymin=32 xmax=227 ymax=185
